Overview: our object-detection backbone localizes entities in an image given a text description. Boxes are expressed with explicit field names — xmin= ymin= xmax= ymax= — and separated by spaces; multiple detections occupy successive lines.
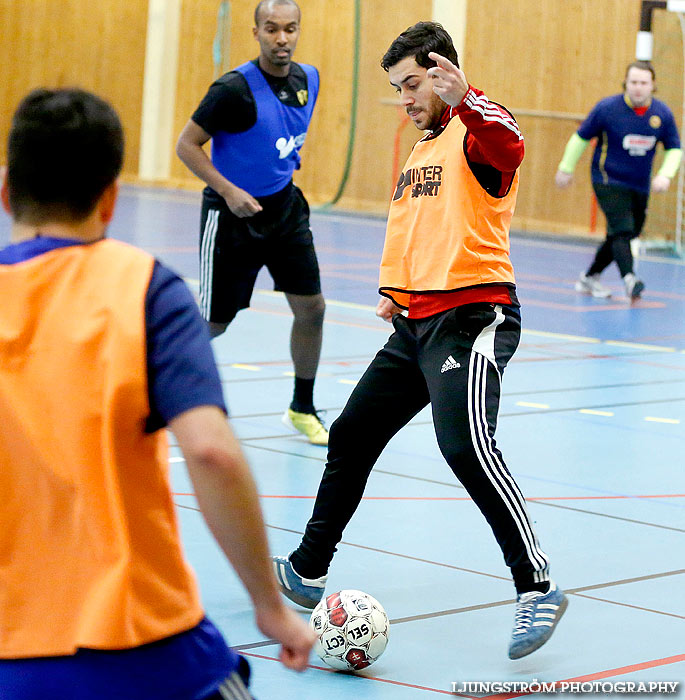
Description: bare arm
xmin=175 ymin=120 xmax=262 ymax=218
xmin=170 ymin=405 xmax=315 ymax=670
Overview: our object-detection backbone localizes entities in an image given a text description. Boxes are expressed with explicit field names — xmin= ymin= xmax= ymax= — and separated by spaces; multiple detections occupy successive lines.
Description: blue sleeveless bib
xmin=211 ymin=61 xmax=319 ymax=197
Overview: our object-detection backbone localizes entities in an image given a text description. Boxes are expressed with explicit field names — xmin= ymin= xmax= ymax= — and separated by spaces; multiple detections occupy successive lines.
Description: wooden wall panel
xmin=286 ymin=0 xmax=355 ymax=205
xmin=170 ymin=0 xmax=223 ymax=183
xmin=0 ymin=0 xmax=148 ymax=178
xmin=465 ymin=0 xmax=644 ymax=236
xmin=335 ymin=0 xmax=433 ymax=212
xmin=6 ymin=0 xmax=679 ymax=239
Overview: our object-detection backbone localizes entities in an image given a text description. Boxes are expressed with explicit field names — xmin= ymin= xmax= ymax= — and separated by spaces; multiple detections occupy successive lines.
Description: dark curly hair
xmin=381 ymin=21 xmax=459 ymax=72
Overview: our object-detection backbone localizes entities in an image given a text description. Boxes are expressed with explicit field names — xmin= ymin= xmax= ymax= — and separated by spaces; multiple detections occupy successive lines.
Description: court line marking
xmin=192 ymin=283 xmax=683 ymax=352
xmin=387 ymin=569 xmax=685 ymax=626
xmin=257 ymin=276 xmax=671 ymax=313
xmin=579 ymin=408 xmax=614 ymax=416
xmin=174 ymin=491 xmax=685 ymax=503
xmin=176 ymin=498 xmax=684 ymax=633
xmin=238 ymin=651 xmax=466 ymax=697
xmin=606 ymin=340 xmax=677 ymax=352
xmin=221 ymin=443 xmax=685 ymax=529
xmin=174 ymin=492 xmax=685 ymax=501
xmin=531 ymin=499 xmax=685 ymax=533
xmin=218 ymin=391 xmax=685 ymax=421
xmin=508 ymin=378 xmax=685 ymax=395
xmin=129 ymin=197 xmax=685 ymax=268
xmin=511 ymin=233 xmax=685 ymax=266
xmin=572 ymin=592 xmax=685 ymax=620
xmin=236 ymin=649 xmax=685 ymax=699
xmin=479 ymin=653 xmax=685 ymax=700
xmin=522 ymin=298 xmax=668 ymax=311
xmin=501 ymin=395 xmax=685 ymax=417
xmin=222 ymin=561 xmax=685 ymax=643
xmin=172 ymin=424 xmax=685 ymax=508
xmin=218 ymin=370 xmax=362 ymax=384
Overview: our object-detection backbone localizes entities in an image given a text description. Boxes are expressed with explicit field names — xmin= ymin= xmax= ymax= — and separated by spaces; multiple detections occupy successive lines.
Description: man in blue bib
xmin=555 ymin=61 xmax=681 ymax=300
xmin=177 ymin=0 xmax=328 ymax=445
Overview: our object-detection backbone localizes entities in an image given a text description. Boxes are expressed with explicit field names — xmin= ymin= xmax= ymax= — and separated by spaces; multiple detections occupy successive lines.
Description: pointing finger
xmin=428 ymin=51 xmax=455 ymax=70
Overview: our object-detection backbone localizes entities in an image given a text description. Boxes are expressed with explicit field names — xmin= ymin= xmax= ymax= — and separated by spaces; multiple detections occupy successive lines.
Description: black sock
xmin=290 ymin=377 xmax=315 ymax=413
xmin=516 ymin=581 xmax=550 ymax=595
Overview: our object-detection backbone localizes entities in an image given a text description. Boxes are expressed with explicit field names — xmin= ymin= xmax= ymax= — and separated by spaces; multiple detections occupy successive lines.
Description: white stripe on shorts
xmin=218 ymin=670 xmax=252 ymax=699
xmin=199 ymin=209 xmax=220 ymax=320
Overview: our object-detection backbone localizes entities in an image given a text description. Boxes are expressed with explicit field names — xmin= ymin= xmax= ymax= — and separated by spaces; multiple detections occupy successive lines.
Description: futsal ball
xmin=309 ymin=589 xmax=389 ymax=671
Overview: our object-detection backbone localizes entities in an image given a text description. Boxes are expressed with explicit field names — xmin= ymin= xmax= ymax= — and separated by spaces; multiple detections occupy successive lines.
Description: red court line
xmin=481 ymin=653 xmax=685 ymax=699
xmin=240 ymin=651 xmax=474 ymax=697
xmin=173 ymin=493 xmax=685 ymax=501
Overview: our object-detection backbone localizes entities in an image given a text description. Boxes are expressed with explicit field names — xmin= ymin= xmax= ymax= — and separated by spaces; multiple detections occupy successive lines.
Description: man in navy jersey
xmin=555 ymin=61 xmax=681 ymax=300
xmin=0 ymin=87 xmax=314 ymax=700
xmin=177 ymin=0 xmax=328 ymax=445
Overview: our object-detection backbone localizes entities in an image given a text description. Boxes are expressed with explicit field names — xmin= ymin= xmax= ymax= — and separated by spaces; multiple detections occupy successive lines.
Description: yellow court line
xmin=231 ymin=363 xmax=261 ymax=372
xmin=579 ymin=409 xmax=614 ymax=417
xmin=516 ymin=401 xmax=550 ymax=409
xmin=338 ymin=379 xmax=358 ymax=386
xmin=644 ymin=417 xmax=681 ymax=424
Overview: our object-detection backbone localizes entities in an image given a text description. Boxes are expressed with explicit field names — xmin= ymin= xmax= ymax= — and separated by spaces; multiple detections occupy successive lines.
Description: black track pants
xmin=588 ymin=182 xmax=648 ymax=277
xmin=293 ymin=303 xmax=550 ymax=590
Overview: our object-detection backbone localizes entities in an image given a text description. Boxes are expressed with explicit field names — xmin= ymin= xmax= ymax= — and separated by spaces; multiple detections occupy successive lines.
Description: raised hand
xmin=427 ymin=51 xmax=469 ymax=107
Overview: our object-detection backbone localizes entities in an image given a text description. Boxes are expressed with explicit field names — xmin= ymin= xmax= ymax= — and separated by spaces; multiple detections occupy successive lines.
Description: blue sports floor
xmin=2 ymin=185 xmax=684 ymax=698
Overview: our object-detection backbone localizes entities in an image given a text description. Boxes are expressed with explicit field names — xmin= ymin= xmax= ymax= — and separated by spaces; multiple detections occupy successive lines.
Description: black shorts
xmin=198 ymin=183 xmax=322 ymax=324
xmin=593 ymin=182 xmax=648 ymax=240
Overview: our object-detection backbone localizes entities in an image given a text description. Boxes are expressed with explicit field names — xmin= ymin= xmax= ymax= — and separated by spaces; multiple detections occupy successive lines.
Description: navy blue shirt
xmin=0 ymin=237 xmax=238 ymax=700
xmin=578 ymin=94 xmax=680 ymax=194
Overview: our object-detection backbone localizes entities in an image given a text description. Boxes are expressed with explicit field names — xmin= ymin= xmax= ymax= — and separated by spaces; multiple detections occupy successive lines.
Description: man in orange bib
xmin=273 ymin=22 xmax=567 ymax=660
xmin=0 ymin=87 xmax=314 ymax=699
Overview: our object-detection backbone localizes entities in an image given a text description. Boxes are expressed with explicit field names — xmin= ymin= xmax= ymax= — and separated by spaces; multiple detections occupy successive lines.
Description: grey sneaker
xmin=272 ymin=554 xmax=327 ymax=609
xmin=575 ymin=273 xmax=612 ymax=298
xmin=508 ymin=581 xmax=568 ymax=659
xmin=623 ymin=273 xmax=645 ymax=300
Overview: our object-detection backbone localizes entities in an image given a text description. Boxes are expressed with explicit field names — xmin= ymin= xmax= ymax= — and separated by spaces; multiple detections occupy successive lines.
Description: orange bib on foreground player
xmin=0 ymin=240 xmax=203 ymax=658
xmin=379 ymin=115 xmax=518 ymax=309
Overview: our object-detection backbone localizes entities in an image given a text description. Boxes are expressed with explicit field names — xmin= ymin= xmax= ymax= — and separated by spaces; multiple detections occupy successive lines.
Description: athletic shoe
xmin=574 ymin=273 xmax=612 ymax=298
xmin=272 ymin=554 xmax=327 ymax=609
xmin=623 ymin=272 xmax=645 ymax=300
xmin=508 ymin=581 xmax=568 ymax=659
xmin=282 ymin=408 xmax=329 ymax=445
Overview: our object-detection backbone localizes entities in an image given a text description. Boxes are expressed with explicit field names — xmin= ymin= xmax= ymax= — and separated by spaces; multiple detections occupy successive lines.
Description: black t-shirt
xmin=192 ymin=59 xmax=310 ymax=135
